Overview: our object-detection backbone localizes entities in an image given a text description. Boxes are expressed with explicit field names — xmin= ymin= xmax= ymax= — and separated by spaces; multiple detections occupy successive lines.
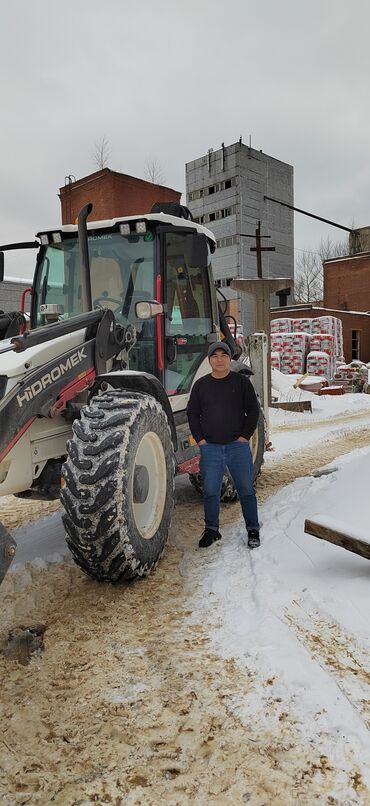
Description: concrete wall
xmin=349 ymin=227 xmax=370 ymax=254
xmin=324 ymin=254 xmax=370 ymax=312
xmin=60 ymin=169 xmax=181 ymax=224
xmin=186 ymin=141 xmax=294 ymax=334
xmin=0 ymin=279 xmax=31 ymax=312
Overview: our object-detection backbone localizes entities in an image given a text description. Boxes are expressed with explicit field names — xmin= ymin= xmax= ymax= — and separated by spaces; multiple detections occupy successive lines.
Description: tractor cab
xmin=31 ymin=211 xmax=219 ymax=399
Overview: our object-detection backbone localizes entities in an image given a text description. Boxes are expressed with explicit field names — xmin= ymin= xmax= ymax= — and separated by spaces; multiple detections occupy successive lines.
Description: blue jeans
xmin=199 ymin=441 xmax=259 ymax=532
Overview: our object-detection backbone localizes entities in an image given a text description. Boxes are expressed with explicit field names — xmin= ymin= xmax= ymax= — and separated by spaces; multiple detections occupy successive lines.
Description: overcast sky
xmin=1 ymin=0 xmax=369 ymax=279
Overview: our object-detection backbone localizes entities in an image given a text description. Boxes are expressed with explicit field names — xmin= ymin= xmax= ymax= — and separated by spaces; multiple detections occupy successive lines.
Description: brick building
xmin=59 ymin=169 xmax=181 ymax=224
xmin=324 ymin=252 xmax=370 ymax=313
xmin=0 ymin=278 xmax=31 ymax=313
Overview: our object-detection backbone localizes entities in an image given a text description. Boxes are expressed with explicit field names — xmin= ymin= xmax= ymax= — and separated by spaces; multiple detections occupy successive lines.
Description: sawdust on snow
xmin=1 ymin=421 xmax=370 ymax=803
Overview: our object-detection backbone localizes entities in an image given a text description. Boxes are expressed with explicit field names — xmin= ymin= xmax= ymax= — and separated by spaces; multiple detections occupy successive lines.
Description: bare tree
xmin=317 ymin=235 xmax=348 ymax=261
xmin=144 ymin=157 xmax=165 ymax=185
xmin=93 ymin=136 xmax=111 ymax=170
xmin=294 ymin=251 xmax=324 ymax=303
xmin=295 ymin=235 xmax=348 ymax=303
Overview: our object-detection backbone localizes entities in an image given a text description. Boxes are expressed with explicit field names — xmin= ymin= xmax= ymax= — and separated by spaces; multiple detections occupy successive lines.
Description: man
xmin=187 ymin=341 xmax=261 ymax=549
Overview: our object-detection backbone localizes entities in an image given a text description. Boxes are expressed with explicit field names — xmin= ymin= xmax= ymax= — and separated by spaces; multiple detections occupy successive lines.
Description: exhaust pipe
xmin=78 ymin=203 xmax=93 ymax=312
xmin=0 ymin=522 xmax=17 ymax=585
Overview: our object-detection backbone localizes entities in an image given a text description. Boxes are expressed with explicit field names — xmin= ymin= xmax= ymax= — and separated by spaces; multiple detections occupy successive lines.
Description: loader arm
xmin=0 ymin=308 xmax=126 ymax=465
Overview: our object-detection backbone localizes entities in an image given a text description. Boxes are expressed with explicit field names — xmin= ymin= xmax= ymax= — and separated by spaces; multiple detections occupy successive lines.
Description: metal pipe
xmin=78 ymin=203 xmax=93 ymax=311
xmin=264 ymin=196 xmax=356 ymax=234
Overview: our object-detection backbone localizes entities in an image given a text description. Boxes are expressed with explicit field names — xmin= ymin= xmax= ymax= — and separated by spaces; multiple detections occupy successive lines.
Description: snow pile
xmin=271 ymin=367 xmax=317 ymax=402
xmin=270 ymin=378 xmax=370 ymax=429
xmin=193 ymin=445 xmax=370 ymax=797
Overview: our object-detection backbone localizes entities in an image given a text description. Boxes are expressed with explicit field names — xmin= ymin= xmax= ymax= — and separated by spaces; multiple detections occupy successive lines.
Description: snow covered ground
xmin=3 ymin=389 xmax=370 ymax=802
xmin=183 ymin=393 xmax=370 ymax=801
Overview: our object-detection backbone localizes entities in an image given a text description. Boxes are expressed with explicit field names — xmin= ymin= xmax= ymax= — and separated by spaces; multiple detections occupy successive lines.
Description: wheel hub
xmin=131 ymin=431 xmax=167 ymax=539
xmin=133 ymin=464 xmax=150 ymax=503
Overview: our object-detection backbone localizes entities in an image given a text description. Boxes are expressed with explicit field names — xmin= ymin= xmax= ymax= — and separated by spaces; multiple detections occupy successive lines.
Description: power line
xmin=294 ymin=246 xmax=322 ymax=257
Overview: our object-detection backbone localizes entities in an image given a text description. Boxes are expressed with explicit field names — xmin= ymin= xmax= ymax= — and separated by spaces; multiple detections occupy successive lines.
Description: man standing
xmin=187 ymin=341 xmax=261 ymax=549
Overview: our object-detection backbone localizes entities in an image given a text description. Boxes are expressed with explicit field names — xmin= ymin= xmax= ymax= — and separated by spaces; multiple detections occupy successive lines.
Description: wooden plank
xmin=270 ymin=401 xmax=312 ymax=413
xmin=304 ymin=518 xmax=370 ymax=561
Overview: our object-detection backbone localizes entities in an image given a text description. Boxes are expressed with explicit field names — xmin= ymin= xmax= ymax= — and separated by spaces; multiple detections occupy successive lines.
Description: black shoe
xmin=199 ymin=528 xmax=222 ymax=548
xmin=247 ymin=529 xmax=260 ymax=549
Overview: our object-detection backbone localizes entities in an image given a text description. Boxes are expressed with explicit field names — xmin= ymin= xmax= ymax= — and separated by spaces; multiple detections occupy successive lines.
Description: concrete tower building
xmin=186 ymin=140 xmax=294 ymax=332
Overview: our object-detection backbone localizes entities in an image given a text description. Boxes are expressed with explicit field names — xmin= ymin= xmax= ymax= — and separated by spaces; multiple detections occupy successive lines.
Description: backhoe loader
xmin=0 ymin=202 xmax=266 ymax=584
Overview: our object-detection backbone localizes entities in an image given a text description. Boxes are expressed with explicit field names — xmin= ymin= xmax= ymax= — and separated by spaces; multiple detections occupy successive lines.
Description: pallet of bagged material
xmin=271 ymin=350 xmax=281 ymax=370
xmin=271 ymin=318 xmax=293 ymax=333
xmin=304 ymin=517 xmax=370 ymax=560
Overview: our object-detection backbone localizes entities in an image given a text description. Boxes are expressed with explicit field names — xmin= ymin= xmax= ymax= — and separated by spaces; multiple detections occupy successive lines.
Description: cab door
xmin=163 ymin=231 xmax=213 ymax=398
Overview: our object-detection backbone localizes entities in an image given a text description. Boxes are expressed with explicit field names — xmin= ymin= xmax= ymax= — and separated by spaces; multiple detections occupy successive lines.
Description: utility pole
xmin=233 ymin=223 xmax=290 ymax=405
xmin=249 ymin=220 xmax=276 ymax=278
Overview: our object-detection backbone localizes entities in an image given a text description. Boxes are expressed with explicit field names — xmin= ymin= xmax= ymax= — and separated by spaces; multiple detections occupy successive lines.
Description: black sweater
xmin=187 ymin=371 xmax=260 ymax=444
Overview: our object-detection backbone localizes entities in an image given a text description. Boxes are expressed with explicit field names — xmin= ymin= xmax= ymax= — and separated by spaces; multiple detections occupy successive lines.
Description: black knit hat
xmin=208 ymin=341 xmax=232 ymax=359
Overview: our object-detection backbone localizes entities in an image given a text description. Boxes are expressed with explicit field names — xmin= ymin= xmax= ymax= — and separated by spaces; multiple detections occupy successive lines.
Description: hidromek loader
xmin=0 ymin=202 xmax=266 ymax=584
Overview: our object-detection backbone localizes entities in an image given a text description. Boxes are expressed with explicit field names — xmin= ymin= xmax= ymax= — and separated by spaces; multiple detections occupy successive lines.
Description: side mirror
xmin=135 ymin=300 xmax=163 ymax=319
xmin=185 ymin=233 xmax=208 ymax=270
xmin=0 ymin=253 xmax=4 ymax=282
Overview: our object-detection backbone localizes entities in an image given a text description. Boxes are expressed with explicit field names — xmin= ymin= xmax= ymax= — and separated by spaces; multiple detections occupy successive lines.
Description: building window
xmin=351 ymin=330 xmax=360 ymax=360
xmin=188 ymin=176 xmax=237 ymax=202
xmin=194 ymin=206 xmax=237 ymax=225
xmin=216 ymin=235 xmax=239 ymax=248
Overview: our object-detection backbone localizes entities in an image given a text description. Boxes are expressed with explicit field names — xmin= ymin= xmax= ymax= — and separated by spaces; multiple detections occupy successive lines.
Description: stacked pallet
xmin=270 ymin=315 xmax=344 ymax=381
xmin=311 ymin=316 xmax=344 ymax=362
xmin=292 ymin=318 xmax=313 ymax=335
xmin=307 ymin=333 xmax=336 ymax=378
xmin=306 ymin=350 xmax=333 ymax=378
xmin=280 ymin=332 xmax=310 ymax=375
xmin=271 ymin=351 xmax=281 ymax=370
xmin=271 ymin=331 xmax=310 ymax=375
xmin=271 ymin=318 xmax=293 ymax=334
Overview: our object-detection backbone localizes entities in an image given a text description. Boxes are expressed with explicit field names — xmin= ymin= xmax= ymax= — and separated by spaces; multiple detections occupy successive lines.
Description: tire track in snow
xmin=283 ymin=598 xmax=370 ymax=731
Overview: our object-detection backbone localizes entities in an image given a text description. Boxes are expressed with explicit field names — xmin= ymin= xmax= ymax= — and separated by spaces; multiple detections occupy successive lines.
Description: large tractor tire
xmin=61 ymin=390 xmax=175 ymax=582
xmin=189 ymin=467 xmax=239 ymax=503
xmin=189 ymin=409 xmax=265 ymax=503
